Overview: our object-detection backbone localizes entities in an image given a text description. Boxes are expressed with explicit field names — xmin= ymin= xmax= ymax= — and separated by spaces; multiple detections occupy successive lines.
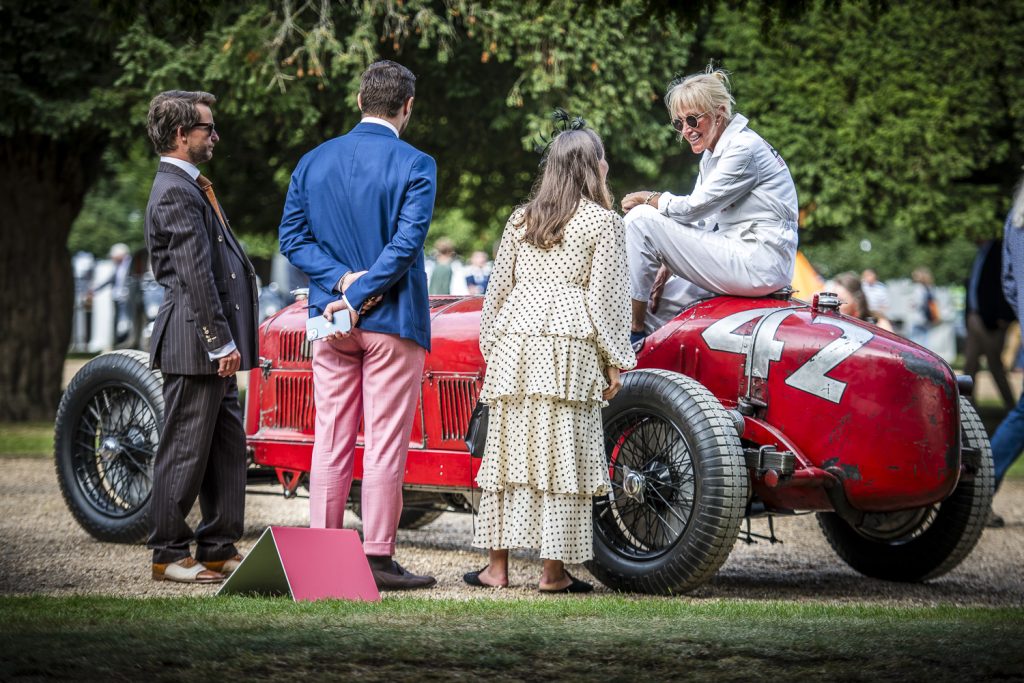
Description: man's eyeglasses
xmin=671 ymin=113 xmax=707 ymax=132
xmin=190 ymin=122 xmax=216 ymax=135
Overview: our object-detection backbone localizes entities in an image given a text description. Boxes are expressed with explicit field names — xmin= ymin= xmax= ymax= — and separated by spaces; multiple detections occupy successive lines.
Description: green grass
xmin=0 ymin=596 xmax=1020 ymax=681
xmin=1008 ymin=456 xmax=1024 ymax=479
xmin=0 ymin=422 xmax=52 ymax=456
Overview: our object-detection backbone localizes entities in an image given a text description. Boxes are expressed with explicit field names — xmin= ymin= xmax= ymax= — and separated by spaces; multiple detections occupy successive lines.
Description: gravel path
xmin=2 ymin=455 xmax=1022 ymax=605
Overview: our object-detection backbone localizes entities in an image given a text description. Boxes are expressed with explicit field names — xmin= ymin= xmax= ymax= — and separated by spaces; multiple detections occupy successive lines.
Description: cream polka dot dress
xmin=473 ymin=198 xmax=636 ymax=564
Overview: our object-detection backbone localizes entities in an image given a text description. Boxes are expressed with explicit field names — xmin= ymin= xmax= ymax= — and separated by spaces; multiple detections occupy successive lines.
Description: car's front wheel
xmin=54 ymin=350 xmax=163 ymax=543
xmin=816 ymin=399 xmax=993 ymax=582
xmin=586 ymin=369 xmax=748 ymax=594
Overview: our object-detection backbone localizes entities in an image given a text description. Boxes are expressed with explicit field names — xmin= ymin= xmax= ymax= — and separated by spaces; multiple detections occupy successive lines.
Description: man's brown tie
xmin=196 ymin=174 xmax=228 ymax=228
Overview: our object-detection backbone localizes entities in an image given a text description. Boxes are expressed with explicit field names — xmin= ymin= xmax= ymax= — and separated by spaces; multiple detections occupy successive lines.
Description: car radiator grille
xmin=270 ymin=373 xmax=315 ymax=432
xmin=437 ymin=376 xmax=480 ymax=441
xmin=278 ymin=330 xmax=312 ymax=363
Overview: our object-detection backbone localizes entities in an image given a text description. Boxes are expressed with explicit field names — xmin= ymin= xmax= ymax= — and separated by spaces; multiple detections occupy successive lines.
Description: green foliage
xmin=27 ymin=0 xmax=1024 ymax=272
xmin=0 ymin=1 xmax=124 ymax=137
xmin=235 ymin=230 xmax=280 ymax=260
xmin=706 ymin=0 xmax=1024 ymax=249
xmin=81 ymin=0 xmax=1024 ymax=280
xmin=68 ymin=145 xmax=154 ymax=256
xmin=801 ymin=226 xmax=977 ymax=285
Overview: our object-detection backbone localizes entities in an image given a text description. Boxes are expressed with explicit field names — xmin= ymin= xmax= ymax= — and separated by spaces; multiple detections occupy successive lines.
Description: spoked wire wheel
xmin=55 ymin=351 xmax=164 ymax=542
xmin=587 ymin=370 xmax=747 ymax=595
xmin=72 ymin=383 xmax=158 ymax=516
xmin=597 ymin=411 xmax=697 ymax=561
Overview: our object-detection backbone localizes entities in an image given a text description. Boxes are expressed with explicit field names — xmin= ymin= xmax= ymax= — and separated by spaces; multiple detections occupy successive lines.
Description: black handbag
xmin=464 ymin=402 xmax=489 ymax=458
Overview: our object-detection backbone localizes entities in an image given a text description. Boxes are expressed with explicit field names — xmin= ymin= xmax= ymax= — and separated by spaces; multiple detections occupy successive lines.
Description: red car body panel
xmin=246 ymin=293 xmax=961 ymax=514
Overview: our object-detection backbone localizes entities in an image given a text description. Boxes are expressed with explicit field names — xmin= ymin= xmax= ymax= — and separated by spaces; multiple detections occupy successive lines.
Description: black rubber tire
xmin=816 ymin=399 xmax=994 ymax=582
xmin=353 ymin=491 xmax=447 ymax=530
xmin=54 ymin=350 xmax=164 ymax=543
xmin=586 ymin=369 xmax=747 ymax=594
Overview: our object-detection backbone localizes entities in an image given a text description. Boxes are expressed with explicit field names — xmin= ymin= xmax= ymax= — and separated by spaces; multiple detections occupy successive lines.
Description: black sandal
xmin=538 ymin=570 xmax=593 ymax=594
xmin=463 ymin=566 xmax=506 ymax=588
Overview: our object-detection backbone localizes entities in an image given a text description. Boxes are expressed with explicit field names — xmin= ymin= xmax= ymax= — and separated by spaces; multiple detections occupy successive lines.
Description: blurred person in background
xmin=860 ymin=269 xmax=890 ymax=318
xmin=90 ymin=243 xmax=133 ymax=345
xmin=427 ymin=237 xmax=468 ymax=295
xmin=908 ymin=266 xmax=938 ymax=346
xmin=988 ymin=173 xmax=1024 ymax=527
xmin=963 ymin=239 xmax=1015 ymax=411
xmin=822 ymin=271 xmax=892 ymax=331
xmin=465 ymin=249 xmax=492 ymax=295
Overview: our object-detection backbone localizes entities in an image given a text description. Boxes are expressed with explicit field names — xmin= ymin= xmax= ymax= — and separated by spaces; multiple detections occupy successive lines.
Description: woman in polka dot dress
xmin=464 ymin=128 xmax=636 ymax=592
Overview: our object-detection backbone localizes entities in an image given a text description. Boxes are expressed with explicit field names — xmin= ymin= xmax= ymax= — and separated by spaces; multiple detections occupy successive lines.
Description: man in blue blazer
xmin=279 ymin=60 xmax=437 ymax=590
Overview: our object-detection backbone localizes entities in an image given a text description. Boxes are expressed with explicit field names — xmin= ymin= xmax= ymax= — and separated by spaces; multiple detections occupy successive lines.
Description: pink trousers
xmin=309 ymin=328 xmax=425 ymax=556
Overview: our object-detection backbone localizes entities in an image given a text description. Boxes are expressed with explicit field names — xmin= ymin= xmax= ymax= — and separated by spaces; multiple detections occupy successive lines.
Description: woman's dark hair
xmin=516 ymin=129 xmax=612 ymax=249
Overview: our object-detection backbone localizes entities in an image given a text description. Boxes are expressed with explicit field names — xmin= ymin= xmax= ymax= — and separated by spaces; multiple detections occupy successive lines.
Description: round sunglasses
xmin=671 ymin=112 xmax=708 ymax=132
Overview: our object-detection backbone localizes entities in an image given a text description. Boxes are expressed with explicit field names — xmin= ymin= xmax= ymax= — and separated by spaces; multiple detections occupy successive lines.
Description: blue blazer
xmin=279 ymin=122 xmax=437 ymax=350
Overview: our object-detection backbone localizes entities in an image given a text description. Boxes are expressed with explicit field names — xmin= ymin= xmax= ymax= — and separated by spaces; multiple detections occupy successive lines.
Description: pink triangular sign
xmin=218 ymin=526 xmax=380 ymax=602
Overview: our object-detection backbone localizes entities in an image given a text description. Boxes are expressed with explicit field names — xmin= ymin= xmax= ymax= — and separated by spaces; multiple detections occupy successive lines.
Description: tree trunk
xmin=0 ymin=133 xmax=106 ymax=421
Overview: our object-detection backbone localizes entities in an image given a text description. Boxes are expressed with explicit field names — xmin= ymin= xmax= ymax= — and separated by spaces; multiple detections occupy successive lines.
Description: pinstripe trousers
xmin=148 ymin=373 xmax=246 ymax=564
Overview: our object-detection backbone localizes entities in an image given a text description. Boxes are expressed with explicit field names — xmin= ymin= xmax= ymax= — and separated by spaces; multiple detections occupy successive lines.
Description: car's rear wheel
xmin=54 ymin=350 xmax=163 ymax=543
xmin=352 ymin=491 xmax=447 ymax=529
xmin=816 ymin=399 xmax=993 ymax=581
xmin=586 ymin=370 xmax=747 ymax=594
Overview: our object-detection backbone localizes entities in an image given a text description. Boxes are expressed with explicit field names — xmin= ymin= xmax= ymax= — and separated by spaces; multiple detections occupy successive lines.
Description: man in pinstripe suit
xmin=144 ymin=90 xmax=259 ymax=583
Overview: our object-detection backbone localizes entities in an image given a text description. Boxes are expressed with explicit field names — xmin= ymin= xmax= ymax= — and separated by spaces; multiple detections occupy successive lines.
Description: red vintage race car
xmin=54 ymin=290 xmax=993 ymax=594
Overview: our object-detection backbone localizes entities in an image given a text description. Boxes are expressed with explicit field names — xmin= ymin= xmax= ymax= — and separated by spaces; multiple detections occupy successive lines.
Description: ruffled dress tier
xmin=473 ymin=199 xmax=636 ymax=564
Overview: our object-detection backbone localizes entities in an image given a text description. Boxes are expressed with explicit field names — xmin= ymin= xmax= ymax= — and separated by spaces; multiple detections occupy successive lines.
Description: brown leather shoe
xmin=203 ymin=553 xmax=244 ymax=575
xmin=153 ymin=557 xmax=225 ymax=583
xmin=371 ymin=560 xmax=437 ymax=591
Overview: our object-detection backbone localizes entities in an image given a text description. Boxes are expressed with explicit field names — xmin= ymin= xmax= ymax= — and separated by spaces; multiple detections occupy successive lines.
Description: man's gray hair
xmin=147 ymin=90 xmax=216 ymax=155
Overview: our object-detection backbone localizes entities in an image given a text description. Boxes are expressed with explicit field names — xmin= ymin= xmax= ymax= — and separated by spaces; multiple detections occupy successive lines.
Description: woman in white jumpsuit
xmin=622 ymin=67 xmax=799 ymax=339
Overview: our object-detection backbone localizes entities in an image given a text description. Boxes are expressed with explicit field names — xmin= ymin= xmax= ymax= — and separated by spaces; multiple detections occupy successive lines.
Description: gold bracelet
xmin=644 ymin=192 xmax=658 ymax=206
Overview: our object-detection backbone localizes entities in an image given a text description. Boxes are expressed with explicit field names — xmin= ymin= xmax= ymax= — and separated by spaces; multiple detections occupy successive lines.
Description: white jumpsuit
xmin=625 ymin=113 xmax=800 ymax=331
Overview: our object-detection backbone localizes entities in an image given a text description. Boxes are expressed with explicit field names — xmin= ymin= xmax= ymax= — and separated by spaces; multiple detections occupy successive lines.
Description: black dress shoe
xmin=987 ymin=510 xmax=1006 ymax=528
xmin=538 ymin=571 xmax=593 ymax=594
xmin=371 ymin=560 xmax=437 ymax=591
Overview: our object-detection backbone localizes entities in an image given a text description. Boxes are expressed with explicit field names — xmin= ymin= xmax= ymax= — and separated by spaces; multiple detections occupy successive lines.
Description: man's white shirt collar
xmin=160 ymin=156 xmax=201 ymax=180
xmin=361 ymin=117 xmax=400 ymax=137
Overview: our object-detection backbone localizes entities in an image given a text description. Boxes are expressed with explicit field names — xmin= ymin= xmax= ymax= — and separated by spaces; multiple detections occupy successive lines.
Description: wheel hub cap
xmin=622 ymin=466 xmax=646 ymax=504
xmin=99 ymin=436 xmax=121 ymax=461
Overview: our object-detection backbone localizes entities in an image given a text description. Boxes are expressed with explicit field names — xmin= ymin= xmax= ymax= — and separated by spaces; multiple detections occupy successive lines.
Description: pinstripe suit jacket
xmin=145 ymin=162 xmax=258 ymax=375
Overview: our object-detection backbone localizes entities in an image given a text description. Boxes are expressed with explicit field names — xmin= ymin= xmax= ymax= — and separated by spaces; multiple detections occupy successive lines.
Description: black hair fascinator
xmin=533 ymin=108 xmax=587 ymax=163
